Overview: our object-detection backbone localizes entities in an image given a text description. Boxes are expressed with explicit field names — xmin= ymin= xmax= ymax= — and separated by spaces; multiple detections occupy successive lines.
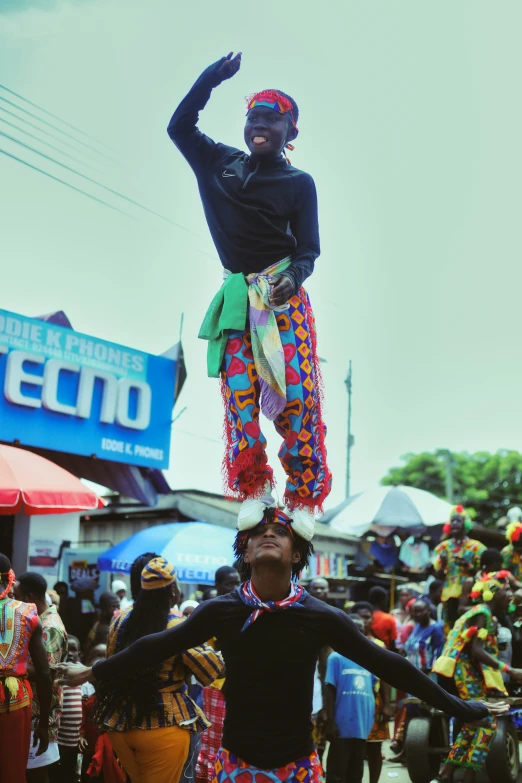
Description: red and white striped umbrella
xmin=0 ymin=444 xmax=105 ymax=515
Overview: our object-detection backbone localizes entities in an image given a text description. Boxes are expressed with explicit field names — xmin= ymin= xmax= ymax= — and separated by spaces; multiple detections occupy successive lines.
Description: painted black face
xmin=450 ymin=516 xmax=465 ymax=536
xmin=244 ymin=106 xmax=294 ymax=158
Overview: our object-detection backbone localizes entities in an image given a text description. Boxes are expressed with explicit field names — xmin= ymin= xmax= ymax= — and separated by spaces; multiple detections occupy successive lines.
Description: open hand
xmin=484 ymin=700 xmax=510 ymax=715
xmin=217 ymin=52 xmax=242 ymax=81
xmin=55 ymin=662 xmax=92 ymax=687
xmin=269 ymin=274 xmax=294 ymax=307
xmin=79 ymin=736 xmax=88 ymax=753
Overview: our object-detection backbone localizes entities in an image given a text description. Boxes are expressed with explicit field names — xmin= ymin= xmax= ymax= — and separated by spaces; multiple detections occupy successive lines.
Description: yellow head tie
xmin=141 ymin=557 xmax=177 ymax=591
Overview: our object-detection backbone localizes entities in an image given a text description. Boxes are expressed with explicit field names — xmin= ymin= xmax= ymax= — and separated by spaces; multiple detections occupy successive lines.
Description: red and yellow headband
xmin=469 ymin=570 xmax=511 ymax=603
xmin=246 ymin=90 xmax=298 ymax=129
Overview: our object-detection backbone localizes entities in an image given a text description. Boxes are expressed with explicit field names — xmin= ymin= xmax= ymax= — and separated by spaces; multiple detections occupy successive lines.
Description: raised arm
xmin=167 ymin=52 xmax=241 ymax=170
xmin=323 ymin=606 xmax=492 ymax=723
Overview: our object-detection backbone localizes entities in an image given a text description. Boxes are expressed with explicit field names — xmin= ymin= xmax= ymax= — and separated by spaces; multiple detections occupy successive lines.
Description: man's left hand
xmin=269 ymin=275 xmax=294 ymax=307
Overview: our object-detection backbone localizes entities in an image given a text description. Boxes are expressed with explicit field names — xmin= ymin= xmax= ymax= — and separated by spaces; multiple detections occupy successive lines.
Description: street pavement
xmin=357 ymin=740 xmax=522 ymax=782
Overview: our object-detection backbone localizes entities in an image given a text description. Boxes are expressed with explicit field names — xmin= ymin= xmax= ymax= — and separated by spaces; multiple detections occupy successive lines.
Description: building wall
xmin=12 ymin=512 xmax=80 ymax=583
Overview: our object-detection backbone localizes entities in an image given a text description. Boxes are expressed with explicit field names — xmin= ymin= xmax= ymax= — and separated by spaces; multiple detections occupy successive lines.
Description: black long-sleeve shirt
xmin=167 ymin=60 xmax=320 ymax=292
xmin=93 ymin=591 xmax=488 ymax=769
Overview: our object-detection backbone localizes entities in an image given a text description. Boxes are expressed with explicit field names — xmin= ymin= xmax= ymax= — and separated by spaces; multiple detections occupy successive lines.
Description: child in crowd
xmin=80 ymin=647 xmax=124 ymax=782
xmin=57 ymin=636 xmax=86 ymax=781
xmin=324 ymin=615 xmax=377 ymax=783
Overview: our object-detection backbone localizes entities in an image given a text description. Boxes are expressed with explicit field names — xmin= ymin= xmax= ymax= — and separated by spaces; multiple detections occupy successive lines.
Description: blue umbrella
xmin=98 ymin=522 xmax=236 ymax=585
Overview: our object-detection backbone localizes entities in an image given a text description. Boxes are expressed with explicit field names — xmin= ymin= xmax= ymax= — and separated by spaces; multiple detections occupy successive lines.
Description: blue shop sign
xmin=0 ymin=309 xmax=176 ymax=469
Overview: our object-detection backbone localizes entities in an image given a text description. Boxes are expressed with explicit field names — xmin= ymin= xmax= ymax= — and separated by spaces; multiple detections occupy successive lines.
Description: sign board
xmin=28 ymin=538 xmax=61 ymax=574
xmin=0 ymin=309 xmax=176 ymax=469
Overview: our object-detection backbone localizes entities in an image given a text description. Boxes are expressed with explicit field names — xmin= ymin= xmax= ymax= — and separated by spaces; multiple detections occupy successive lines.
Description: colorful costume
xmin=213 ymin=748 xmax=322 ymax=783
xmin=0 ymin=570 xmax=39 ymax=782
xmin=501 ymin=520 xmax=522 ymax=579
xmin=201 ymin=266 xmax=331 ymax=514
xmin=432 ymin=513 xmax=485 ymax=629
xmin=433 ymin=573 xmax=509 ymax=772
xmin=168 ymin=60 xmax=331 ymax=529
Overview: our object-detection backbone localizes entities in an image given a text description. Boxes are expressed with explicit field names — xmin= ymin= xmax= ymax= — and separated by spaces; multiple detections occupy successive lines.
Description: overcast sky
xmin=2 ymin=1 xmax=521 ymax=511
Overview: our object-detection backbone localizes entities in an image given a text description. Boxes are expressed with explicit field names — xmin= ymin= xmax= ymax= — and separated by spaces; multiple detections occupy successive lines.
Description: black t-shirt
xmin=94 ymin=591 xmax=488 ymax=769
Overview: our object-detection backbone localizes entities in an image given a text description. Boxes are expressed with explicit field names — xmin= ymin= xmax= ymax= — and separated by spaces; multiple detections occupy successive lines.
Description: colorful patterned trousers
xmin=446 ymin=658 xmax=497 ymax=771
xmin=221 ymin=289 xmax=331 ymax=512
xmin=212 ymin=748 xmax=323 ymax=783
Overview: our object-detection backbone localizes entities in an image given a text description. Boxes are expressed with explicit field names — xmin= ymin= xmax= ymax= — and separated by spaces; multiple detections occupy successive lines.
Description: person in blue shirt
xmin=324 ymin=615 xmax=377 ymax=783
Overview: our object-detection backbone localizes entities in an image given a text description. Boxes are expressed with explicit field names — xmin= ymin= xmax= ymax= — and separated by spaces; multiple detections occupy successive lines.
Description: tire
xmin=405 ymin=716 xmax=445 ymax=783
xmin=486 ymin=717 xmax=520 ymax=783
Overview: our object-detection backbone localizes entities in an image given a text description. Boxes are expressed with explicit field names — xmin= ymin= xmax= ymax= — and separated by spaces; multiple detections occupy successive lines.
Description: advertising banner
xmin=0 ymin=309 xmax=176 ymax=469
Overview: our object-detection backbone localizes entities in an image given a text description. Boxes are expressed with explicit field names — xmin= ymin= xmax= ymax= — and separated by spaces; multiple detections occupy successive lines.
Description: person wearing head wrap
xmin=433 ymin=572 xmax=522 ymax=780
xmin=60 ymin=513 xmax=511 ymax=783
xmin=111 ymin=579 xmax=133 ymax=610
xmin=432 ymin=505 xmax=486 ymax=630
xmin=93 ymin=557 xmax=223 ymax=783
xmin=167 ymin=52 xmax=332 ymax=544
xmin=501 ymin=518 xmax=522 ymax=579
xmin=0 ymin=554 xmax=52 ymax=782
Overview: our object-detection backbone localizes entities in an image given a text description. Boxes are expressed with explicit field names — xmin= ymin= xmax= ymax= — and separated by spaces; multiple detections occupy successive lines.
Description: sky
xmin=1 ymin=0 xmax=522 ymax=512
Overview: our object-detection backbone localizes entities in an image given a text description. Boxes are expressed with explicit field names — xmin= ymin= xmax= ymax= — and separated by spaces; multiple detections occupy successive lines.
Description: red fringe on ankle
xmin=225 ymin=442 xmax=274 ymax=501
xmin=283 ymin=489 xmax=329 ymax=516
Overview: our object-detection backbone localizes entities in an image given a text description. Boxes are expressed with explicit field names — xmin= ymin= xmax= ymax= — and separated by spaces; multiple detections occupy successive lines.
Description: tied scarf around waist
xmin=198 ymin=258 xmax=292 ymax=421
xmin=237 ymin=579 xmax=307 ymax=631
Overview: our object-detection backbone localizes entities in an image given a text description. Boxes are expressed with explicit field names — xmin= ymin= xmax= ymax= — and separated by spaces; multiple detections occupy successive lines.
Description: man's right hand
xmin=216 ymin=52 xmax=242 ymax=82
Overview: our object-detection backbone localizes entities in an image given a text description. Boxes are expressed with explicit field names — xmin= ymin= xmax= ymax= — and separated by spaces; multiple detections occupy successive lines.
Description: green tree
xmin=381 ymin=449 xmax=522 ymax=526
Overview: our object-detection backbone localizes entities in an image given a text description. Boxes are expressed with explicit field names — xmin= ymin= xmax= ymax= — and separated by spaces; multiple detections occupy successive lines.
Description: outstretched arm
xmin=58 ymin=600 xmax=220 ymax=686
xmin=324 ymin=606 xmax=493 ymax=723
xmin=167 ymin=52 xmax=241 ymax=170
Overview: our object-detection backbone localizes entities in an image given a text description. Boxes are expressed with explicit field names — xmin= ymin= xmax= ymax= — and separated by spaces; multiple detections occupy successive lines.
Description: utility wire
xmin=0 ymin=147 xmax=131 ymax=217
xmin=0 ymin=83 xmax=123 ymax=157
xmin=0 ymin=95 xmax=118 ymax=164
xmin=0 ymin=104 xmax=109 ymax=165
xmin=0 ymin=127 xmax=199 ymax=231
xmin=0 ymin=115 xmax=104 ymax=173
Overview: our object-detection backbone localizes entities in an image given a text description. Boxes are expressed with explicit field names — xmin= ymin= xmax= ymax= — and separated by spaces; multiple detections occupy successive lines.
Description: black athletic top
xmin=167 ymin=59 xmax=320 ymax=293
xmin=93 ymin=591 xmax=488 ymax=769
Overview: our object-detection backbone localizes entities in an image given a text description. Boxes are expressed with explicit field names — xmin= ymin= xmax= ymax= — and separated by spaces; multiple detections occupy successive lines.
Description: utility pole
xmin=443 ymin=449 xmax=454 ymax=503
xmin=345 ymin=360 xmax=354 ymax=498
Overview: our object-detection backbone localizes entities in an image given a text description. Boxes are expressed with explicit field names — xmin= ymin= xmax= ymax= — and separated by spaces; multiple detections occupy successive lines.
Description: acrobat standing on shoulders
xmin=168 ymin=52 xmax=332 ymax=540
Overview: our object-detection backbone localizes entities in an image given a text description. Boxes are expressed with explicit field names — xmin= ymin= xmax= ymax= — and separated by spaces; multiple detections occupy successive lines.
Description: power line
xmin=0 ymin=95 xmax=119 ymax=164
xmin=0 ymin=83 xmax=123 ymax=157
xmin=0 ymin=104 xmax=109 ymax=166
xmin=0 ymin=127 xmax=197 ymax=229
xmin=0 ymin=115 xmax=104 ymax=173
xmin=0 ymin=147 xmax=131 ymax=217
